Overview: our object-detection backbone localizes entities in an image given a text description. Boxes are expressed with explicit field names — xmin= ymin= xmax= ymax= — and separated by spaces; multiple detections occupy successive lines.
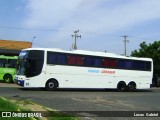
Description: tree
xmin=131 ymin=41 xmax=160 ymax=87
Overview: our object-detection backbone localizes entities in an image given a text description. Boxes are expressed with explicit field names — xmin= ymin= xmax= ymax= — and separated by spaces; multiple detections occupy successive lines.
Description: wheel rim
xmin=117 ymin=83 xmax=126 ymax=92
xmin=129 ymin=85 xmax=134 ymax=90
xmin=48 ymin=82 xmax=54 ymax=88
xmin=128 ymin=83 xmax=136 ymax=91
xmin=120 ymin=84 xmax=125 ymax=90
xmin=5 ymin=76 xmax=11 ymax=83
xmin=6 ymin=78 xmax=10 ymax=82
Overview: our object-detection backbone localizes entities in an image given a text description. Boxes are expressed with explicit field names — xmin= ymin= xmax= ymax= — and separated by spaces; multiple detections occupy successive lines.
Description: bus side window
xmin=145 ymin=62 xmax=151 ymax=71
xmin=58 ymin=54 xmax=66 ymax=64
xmin=117 ymin=60 xmax=125 ymax=69
xmin=47 ymin=52 xmax=66 ymax=65
xmin=117 ymin=60 xmax=133 ymax=69
xmin=47 ymin=53 xmax=57 ymax=64
xmin=0 ymin=59 xmax=7 ymax=68
xmin=110 ymin=60 xmax=117 ymax=68
xmin=0 ymin=59 xmax=3 ymax=67
xmin=102 ymin=59 xmax=117 ymax=68
xmin=133 ymin=61 xmax=145 ymax=70
xmin=125 ymin=60 xmax=133 ymax=69
xmin=68 ymin=56 xmax=84 ymax=65
xmin=68 ymin=56 xmax=76 ymax=65
xmin=85 ymin=57 xmax=101 ymax=67
xmin=77 ymin=56 xmax=84 ymax=65
xmin=7 ymin=59 xmax=17 ymax=68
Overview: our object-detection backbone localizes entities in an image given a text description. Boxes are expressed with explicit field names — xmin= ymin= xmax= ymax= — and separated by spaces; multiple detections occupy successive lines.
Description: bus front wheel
xmin=4 ymin=74 xmax=13 ymax=83
xmin=45 ymin=79 xmax=58 ymax=91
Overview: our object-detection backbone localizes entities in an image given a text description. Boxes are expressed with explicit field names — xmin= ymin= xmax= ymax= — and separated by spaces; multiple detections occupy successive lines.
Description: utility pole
xmin=71 ymin=30 xmax=81 ymax=50
xmin=123 ymin=35 xmax=129 ymax=56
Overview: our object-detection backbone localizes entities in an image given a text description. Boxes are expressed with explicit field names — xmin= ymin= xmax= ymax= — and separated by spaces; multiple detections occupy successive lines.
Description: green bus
xmin=0 ymin=55 xmax=18 ymax=83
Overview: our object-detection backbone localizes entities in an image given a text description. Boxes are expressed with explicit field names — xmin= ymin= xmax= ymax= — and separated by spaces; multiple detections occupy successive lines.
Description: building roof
xmin=0 ymin=40 xmax=32 ymax=56
xmin=0 ymin=40 xmax=32 ymax=50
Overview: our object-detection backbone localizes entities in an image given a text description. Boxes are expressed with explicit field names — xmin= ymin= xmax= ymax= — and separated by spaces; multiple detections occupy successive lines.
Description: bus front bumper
xmin=14 ymin=78 xmax=24 ymax=87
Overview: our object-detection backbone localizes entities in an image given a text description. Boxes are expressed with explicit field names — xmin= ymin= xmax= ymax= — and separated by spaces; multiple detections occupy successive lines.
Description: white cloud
xmin=24 ymin=0 xmax=160 ymax=53
xmin=25 ymin=0 xmax=82 ymax=28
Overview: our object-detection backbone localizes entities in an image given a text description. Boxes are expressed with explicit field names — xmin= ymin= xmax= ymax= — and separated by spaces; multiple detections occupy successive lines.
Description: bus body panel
xmin=15 ymin=48 xmax=153 ymax=90
xmin=0 ymin=55 xmax=18 ymax=82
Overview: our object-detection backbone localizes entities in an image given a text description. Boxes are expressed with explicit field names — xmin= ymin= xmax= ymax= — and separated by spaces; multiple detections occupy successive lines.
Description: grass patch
xmin=0 ymin=97 xmax=79 ymax=120
xmin=0 ymin=97 xmax=31 ymax=120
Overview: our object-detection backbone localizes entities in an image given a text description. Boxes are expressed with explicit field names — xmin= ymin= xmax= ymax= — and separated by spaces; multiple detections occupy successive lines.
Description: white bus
xmin=15 ymin=48 xmax=153 ymax=91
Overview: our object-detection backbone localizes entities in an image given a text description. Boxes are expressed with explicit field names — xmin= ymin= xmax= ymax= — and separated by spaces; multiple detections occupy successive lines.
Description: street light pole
xmin=31 ymin=36 xmax=36 ymax=47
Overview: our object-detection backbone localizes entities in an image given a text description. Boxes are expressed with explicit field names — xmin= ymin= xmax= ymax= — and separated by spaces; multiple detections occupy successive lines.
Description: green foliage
xmin=0 ymin=97 xmax=18 ymax=111
xmin=131 ymin=41 xmax=160 ymax=80
xmin=0 ymin=97 xmax=78 ymax=120
xmin=0 ymin=97 xmax=31 ymax=120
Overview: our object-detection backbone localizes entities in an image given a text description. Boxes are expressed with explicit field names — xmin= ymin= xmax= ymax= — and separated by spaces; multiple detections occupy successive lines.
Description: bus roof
xmin=22 ymin=48 xmax=152 ymax=62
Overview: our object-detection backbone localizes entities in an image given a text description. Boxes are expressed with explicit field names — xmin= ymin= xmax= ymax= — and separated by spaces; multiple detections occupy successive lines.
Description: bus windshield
xmin=17 ymin=50 xmax=44 ymax=77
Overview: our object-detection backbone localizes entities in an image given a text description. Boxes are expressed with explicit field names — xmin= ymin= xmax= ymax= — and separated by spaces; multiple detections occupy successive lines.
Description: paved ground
xmin=0 ymin=82 xmax=160 ymax=120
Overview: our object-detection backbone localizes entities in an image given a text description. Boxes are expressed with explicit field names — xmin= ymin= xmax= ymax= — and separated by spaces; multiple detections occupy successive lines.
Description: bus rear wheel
xmin=4 ymin=74 xmax=13 ymax=83
xmin=127 ymin=82 xmax=136 ymax=92
xmin=117 ymin=81 xmax=127 ymax=92
xmin=45 ymin=79 xmax=58 ymax=91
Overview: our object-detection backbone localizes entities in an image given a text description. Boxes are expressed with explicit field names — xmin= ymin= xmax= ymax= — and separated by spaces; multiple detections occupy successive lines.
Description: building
xmin=0 ymin=40 xmax=32 ymax=56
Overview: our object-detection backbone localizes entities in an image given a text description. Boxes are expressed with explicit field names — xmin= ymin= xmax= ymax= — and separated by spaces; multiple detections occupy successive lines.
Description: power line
xmin=129 ymin=36 xmax=160 ymax=41
xmin=0 ymin=26 xmax=159 ymax=39
xmin=0 ymin=26 xmax=66 ymax=32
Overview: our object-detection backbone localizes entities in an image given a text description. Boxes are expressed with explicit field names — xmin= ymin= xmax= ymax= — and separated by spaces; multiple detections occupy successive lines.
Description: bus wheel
xmin=117 ymin=81 xmax=127 ymax=92
xmin=45 ymin=79 xmax=58 ymax=91
xmin=127 ymin=82 xmax=136 ymax=92
xmin=4 ymin=74 xmax=13 ymax=83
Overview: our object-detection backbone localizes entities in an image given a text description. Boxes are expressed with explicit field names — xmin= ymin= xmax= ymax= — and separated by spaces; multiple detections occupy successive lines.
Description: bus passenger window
xmin=68 ymin=56 xmax=76 ymax=64
xmin=47 ymin=54 xmax=57 ymax=64
xmin=133 ymin=61 xmax=145 ymax=70
xmin=68 ymin=56 xmax=84 ymax=65
xmin=7 ymin=59 xmax=17 ymax=68
xmin=117 ymin=60 xmax=132 ymax=69
xmin=103 ymin=59 xmax=117 ymax=68
xmin=58 ymin=55 xmax=66 ymax=64
xmin=145 ymin=62 xmax=151 ymax=71
xmin=0 ymin=59 xmax=7 ymax=68
xmin=85 ymin=57 xmax=101 ymax=67
xmin=77 ymin=56 xmax=84 ymax=65
xmin=125 ymin=61 xmax=133 ymax=69
xmin=47 ymin=52 xmax=66 ymax=65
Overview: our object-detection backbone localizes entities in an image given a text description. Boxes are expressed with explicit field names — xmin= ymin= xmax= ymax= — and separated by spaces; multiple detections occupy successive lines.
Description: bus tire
xmin=4 ymin=74 xmax=13 ymax=83
xmin=127 ymin=82 xmax=136 ymax=92
xmin=45 ymin=79 xmax=58 ymax=91
xmin=117 ymin=81 xmax=127 ymax=92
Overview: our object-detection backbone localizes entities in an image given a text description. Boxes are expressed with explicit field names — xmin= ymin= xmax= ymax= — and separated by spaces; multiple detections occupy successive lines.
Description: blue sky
xmin=0 ymin=0 xmax=160 ymax=56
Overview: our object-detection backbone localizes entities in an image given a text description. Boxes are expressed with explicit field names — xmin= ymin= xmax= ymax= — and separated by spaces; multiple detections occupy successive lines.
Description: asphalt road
xmin=0 ymin=82 xmax=160 ymax=120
